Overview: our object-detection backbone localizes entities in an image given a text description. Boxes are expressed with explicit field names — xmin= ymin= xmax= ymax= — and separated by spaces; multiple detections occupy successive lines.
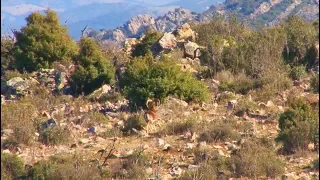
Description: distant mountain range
xmin=87 ymin=0 xmax=319 ymax=43
xmin=1 ymin=0 xmax=318 ymax=41
xmin=1 ymin=0 xmax=223 ymax=39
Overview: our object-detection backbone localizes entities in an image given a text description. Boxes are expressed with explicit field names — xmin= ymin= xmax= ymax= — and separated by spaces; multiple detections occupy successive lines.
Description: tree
xmin=14 ymin=9 xmax=78 ymax=72
xmin=119 ymin=55 xmax=209 ymax=109
xmin=282 ymin=16 xmax=318 ymax=67
xmin=70 ymin=37 xmax=115 ymax=95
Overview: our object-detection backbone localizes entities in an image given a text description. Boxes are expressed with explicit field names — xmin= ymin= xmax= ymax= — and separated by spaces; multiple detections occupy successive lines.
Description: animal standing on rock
xmin=143 ymin=98 xmax=160 ymax=133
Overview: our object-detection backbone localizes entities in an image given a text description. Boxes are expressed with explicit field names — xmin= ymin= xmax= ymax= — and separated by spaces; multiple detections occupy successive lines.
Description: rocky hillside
xmin=87 ymin=8 xmax=199 ymax=43
xmin=200 ymin=0 xmax=319 ymax=26
xmin=89 ymin=0 xmax=319 ymax=43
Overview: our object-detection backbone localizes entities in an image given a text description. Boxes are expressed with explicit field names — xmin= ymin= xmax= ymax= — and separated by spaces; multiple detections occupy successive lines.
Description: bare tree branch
xmin=81 ymin=25 xmax=88 ymax=37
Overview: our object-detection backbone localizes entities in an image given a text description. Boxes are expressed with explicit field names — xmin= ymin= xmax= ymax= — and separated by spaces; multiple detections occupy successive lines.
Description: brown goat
xmin=144 ymin=99 xmax=159 ymax=123
xmin=143 ymin=99 xmax=160 ymax=133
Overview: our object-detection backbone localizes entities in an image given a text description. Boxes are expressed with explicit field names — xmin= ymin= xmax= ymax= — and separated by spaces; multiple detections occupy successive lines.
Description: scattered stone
xmin=155 ymin=138 xmax=165 ymax=147
xmin=87 ymin=127 xmax=96 ymax=134
xmin=188 ymin=164 xmax=199 ymax=170
xmin=162 ymin=144 xmax=171 ymax=151
xmin=184 ymin=41 xmax=202 ymax=59
xmin=185 ymin=143 xmax=194 ymax=149
xmin=170 ymin=167 xmax=183 ymax=176
xmin=40 ymin=118 xmax=58 ymax=131
xmin=79 ymin=138 xmax=90 ymax=144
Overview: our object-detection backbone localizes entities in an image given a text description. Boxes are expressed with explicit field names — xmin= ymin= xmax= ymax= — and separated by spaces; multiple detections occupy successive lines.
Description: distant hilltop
xmin=87 ymin=0 xmax=319 ymax=43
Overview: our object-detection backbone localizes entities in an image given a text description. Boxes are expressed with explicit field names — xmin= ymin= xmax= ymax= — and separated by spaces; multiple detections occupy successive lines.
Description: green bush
xmin=1 ymin=152 xmax=26 ymax=180
xmin=231 ymin=138 xmax=285 ymax=178
xmin=119 ymin=55 xmax=210 ymax=109
xmin=276 ymin=98 xmax=319 ymax=153
xmin=282 ymin=16 xmax=318 ymax=66
xmin=70 ymin=37 xmax=115 ymax=95
xmin=131 ymin=29 xmax=163 ymax=57
xmin=14 ymin=9 xmax=78 ymax=72
xmin=289 ymin=65 xmax=306 ymax=80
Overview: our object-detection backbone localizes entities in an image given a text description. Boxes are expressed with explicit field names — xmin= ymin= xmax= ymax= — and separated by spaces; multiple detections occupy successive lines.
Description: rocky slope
xmin=89 ymin=0 xmax=319 ymax=43
xmin=87 ymin=8 xmax=199 ymax=43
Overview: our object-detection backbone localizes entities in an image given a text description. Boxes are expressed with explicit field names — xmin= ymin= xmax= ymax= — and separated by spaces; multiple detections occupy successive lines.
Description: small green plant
xmin=1 ymin=152 xmax=26 ymax=180
xmin=289 ymin=65 xmax=306 ymax=80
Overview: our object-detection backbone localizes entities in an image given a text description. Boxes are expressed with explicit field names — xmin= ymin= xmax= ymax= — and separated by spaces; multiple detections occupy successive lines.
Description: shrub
xmin=26 ymin=154 xmax=104 ymax=180
xmin=1 ymin=152 xmax=26 ymax=180
xmin=1 ymin=102 xmax=37 ymax=148
xmin=231 ymin=138 xmax=285 ymax=178
xmin=122 ymin=114 xmax=147 ymax=134
xmin=131 ymin=29 xmax=163 ymax=57
xmin=234 ymin=97 xmax=259 ymax=116
xmin=40 ymin=127 xmax=71 ymax=145
xmin=161 ymin=118 xmax=197 ymax=135
xmin=70 ymin=37 xmax=115 ymax=95
xmin=276 ymin=98 xmax=319 ymax=153
xmin=217 ymin=71 xmax=258 ymax=94
xmin=180 ymin=150 xmax=231 ymax=180
xmin=119 ymin=55 xmax=210 ymax=109
xmin=289 ymin=65 xmax=306 ymax=80
xmin=113 ymin=148 xmax=149 ymax=179
xmin=198 ymin=120 xmax=241 ymax=143
xmin=14 ymin=9 xmax=78 ymax=72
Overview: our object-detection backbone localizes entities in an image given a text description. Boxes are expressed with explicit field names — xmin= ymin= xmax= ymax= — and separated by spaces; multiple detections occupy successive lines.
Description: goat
xmin=143 ymin=98 xmax=160 ymax=133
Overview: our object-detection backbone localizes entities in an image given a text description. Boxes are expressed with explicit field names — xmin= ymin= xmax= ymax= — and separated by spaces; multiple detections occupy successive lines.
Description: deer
xmin=143 ymin=98 xmax=160 ymax=133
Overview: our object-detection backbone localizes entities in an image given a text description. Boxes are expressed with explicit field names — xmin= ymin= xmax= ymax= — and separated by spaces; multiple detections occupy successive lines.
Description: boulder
xmin=184 ymin=41 xmax=203 ymax=59
xmin=174 ymin=23 xmax=196 ymax=42
xmin=158 ymin=32 xmax=177 ymax=50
